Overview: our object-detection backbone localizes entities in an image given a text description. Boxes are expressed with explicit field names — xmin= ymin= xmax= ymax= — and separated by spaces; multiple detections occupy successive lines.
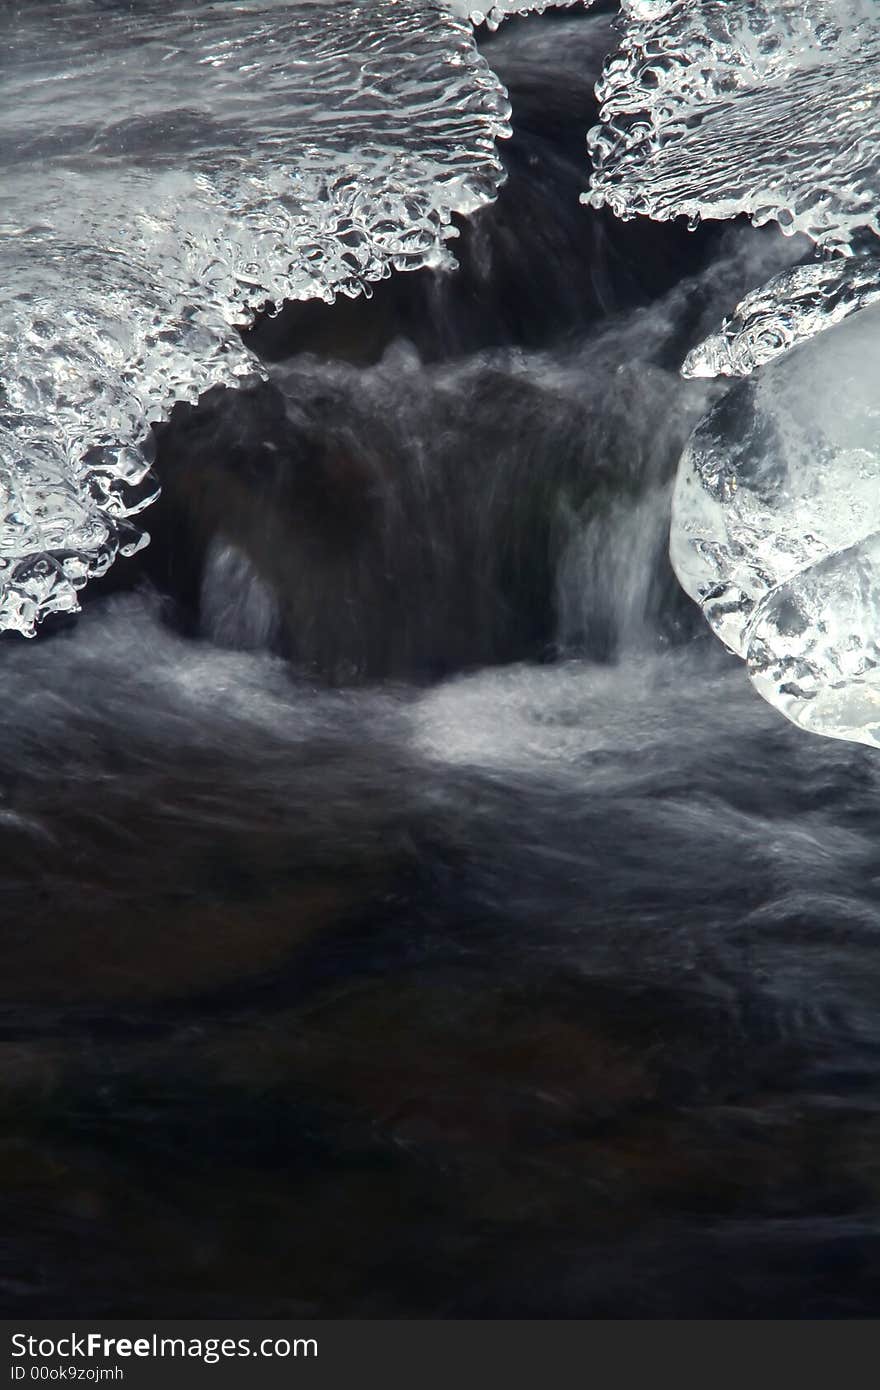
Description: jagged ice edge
xmin=0 ymin=0 xmax=512 ymax=635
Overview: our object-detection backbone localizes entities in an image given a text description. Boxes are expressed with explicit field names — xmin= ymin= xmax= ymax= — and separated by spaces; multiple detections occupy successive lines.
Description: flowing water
xmin=2 ymin=7 xmax=880 ymax=1318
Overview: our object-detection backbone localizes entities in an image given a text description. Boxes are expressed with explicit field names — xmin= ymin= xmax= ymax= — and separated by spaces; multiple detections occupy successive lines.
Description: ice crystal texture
xmin=588 ymin=0 xmax=880 ymax=255
xmin=0 ymin=0 xmax=510 ymax=633
xmin=452 ymin=1 xmax=590 ymax=31
xmin=683 ymin=254 xmax=880 ymax=380
xmin=588 ymin=0 xmax=880 ymax=379
xmin=670 ymin=303 xmax=880 ymax=746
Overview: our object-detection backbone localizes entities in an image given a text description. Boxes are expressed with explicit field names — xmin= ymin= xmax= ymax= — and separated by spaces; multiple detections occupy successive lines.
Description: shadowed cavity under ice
xmin=144 ymin=224 xmax=797 ymax=681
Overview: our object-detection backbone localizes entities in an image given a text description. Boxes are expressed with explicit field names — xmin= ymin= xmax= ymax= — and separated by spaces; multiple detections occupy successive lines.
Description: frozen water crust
xmin=451 ymin=1 xmax=591 ymax=31
xmin=0 ymin=0 xmax=511 ymax=633
xmin=683 ymin=255 xmax=880 ymax=381
xmin=589 ymin=0 xmax=880 ymax=255
xmin=588 ymin=0 xmax=880 ymax=375
xmin=671 ymin=303 xmax=880 ymax=748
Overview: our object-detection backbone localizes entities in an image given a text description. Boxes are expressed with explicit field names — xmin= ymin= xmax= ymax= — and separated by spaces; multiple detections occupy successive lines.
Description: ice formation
xmin=746 ymin=536 xmax=880 ymax=750
xmin=670 ymin=303 xmax=880 ymax=746
xmin=588 ymin=0 xmax=880 ymax=255
xmin=588 ymin=0 xmax=880 ymax=374
xmin=0 ymin=0 xmax=510 ymax=633
xmin=452 ymin=1 xmax=589 ymax=31
xmin=683 ymin=254 xmax=880 ymax=380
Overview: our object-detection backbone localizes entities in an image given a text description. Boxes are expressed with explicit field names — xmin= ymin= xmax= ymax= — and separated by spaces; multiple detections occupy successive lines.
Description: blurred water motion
xmin=1 ymin=9 xmax=878 ymax=1319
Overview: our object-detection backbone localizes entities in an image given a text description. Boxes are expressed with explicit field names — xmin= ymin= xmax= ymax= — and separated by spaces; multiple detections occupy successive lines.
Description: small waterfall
xmin=200 ymin=539 xmax=281 ymax=653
